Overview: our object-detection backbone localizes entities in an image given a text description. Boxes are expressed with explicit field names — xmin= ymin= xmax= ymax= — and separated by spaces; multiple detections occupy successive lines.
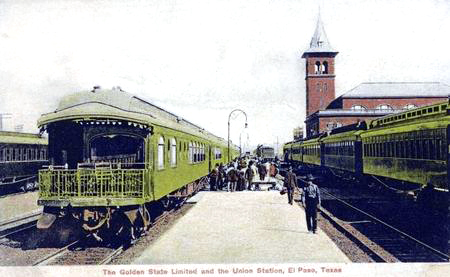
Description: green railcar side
xmin=321 ymin=130 xmax=363 ymax=173
xmin=361 ymin=106 xmax=449 ymax=190
xmin=301 ymin=138 xmax=321 ymax=166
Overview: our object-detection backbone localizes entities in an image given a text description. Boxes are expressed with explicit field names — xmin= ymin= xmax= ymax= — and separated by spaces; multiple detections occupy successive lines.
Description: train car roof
xmin=321 ymin=129 xmax=364 ymax=143
xmin=0 ymin=131 xmax=47 ymax=145
xmin=367 ymin=101 xmax=449 ymax=130
xmin=38 ymin=87 xmax=233 ymax=147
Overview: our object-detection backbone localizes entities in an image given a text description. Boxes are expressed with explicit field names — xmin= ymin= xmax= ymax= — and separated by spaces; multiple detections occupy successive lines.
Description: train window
xmin=434 ymin=107 xmax=439 ymax=112
xmin=158 ymin=136 xmax=165 ymax=169
xmin=194 ymin=142 xmax=198 ymax=163
xmin=189 ymin=142 xmax=193 ymax=163
xmin=441 ymin=105 xmax=447 ymax=110
xmin=428 ymin=108 xmax=433 ymax=113
xmin=170 ymin=138 xmax=177 ymax=167
xmin=411 ymin=112 xmax=416 ymax=117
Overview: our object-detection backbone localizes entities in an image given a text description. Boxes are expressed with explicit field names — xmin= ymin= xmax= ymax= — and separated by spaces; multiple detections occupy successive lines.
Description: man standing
xmin=284 ymin=166 xmax=297 ymax=205
xmin=302 ymin=180 xmax=321 ymax=234
xmin=209 ymin=163 xmax=219 ymax=191
xmin=245 ymin=161 xmax=255 ymax=190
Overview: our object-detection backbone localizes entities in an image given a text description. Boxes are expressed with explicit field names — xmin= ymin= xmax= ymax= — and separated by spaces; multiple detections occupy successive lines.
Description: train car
xmin=300 ymin=137 xmax=321 ymax=166
xmin=282 ymin=141 xmax=293 ymax=162
xmin=321 ymin=122 xmax=366 ymax=177
xmin=361 ymin=101 xmax=449 ymax=192
xmin=0 ymin=131 xmax=48 ymax=194
xmin=36 ymin=86 xmax=238 ymax=242
xmin=255 ymin=145 xmax=275 ymax=161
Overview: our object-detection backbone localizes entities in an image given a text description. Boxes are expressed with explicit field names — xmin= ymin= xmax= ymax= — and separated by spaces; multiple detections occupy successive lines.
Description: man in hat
xmin=284 ymin=166 xmax=298 ymax=205
xmin=302 ymin=180 xmax=321 ymax=234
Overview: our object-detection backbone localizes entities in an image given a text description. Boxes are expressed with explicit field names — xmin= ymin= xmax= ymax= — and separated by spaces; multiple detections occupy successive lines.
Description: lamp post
xmin=228 ymin=109 xmax=248 ymax=163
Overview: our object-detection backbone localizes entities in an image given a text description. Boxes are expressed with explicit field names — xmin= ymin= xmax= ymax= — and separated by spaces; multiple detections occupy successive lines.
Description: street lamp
xmin=228 ymin=109 xmax=248 ymax=163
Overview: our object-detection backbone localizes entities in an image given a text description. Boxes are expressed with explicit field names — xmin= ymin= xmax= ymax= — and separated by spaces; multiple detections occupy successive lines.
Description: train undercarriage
xmin=36 ymin=177 xmax=206 ymax=246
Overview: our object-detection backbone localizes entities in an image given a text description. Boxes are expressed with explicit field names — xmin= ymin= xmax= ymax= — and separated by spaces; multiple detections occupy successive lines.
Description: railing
xmin=39 ymin=168 xmax=147 ymax=198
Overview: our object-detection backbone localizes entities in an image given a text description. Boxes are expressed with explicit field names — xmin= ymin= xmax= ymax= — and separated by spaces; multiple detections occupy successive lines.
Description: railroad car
xmin=0 ymin=131 xmax=48 ymax=194
xmin=36 ymin=86 xmax=239 ymax=242
xmin=286 ymin=100 xmax=449 ymax=208
xmin=321 ymin=122 xmax=365 ymax=178
xmin=300 ymin=137 xmax=321 ymax=166
xmin=282 ymin=141 xmax=293 ymax=162
xmin=255 ymin=145 xmax=275 ymax=161
xmin=361 ymin=101 xmax=449 ymax=192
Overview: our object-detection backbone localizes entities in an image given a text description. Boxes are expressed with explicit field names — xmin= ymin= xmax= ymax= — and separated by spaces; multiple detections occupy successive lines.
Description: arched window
xmin=323 ymin=83 xmax=327 ymax=92
xmin=322 ymin=61 xmax=328 ymax=74
xmin=316 ymin=82 xmax=321 ymax=92
xmin=315 ymin=61 xmax=320 ymax=74
xmin=189 ymin=142 xmax=193 ymax=163
xmin=404 ymin=104 xmax=417 ymax=110
xmin=351 ymin=105 xmax=367 ymax=111
xmin=158 ymin=136 xmax=165 ymax=169
xmin=376 ymin=104 xmax=394 ymax=111
xmin=193 ymin=142 xmax=198 ymax=163
xmin=170 ymin=138 xmax=177 ymax=166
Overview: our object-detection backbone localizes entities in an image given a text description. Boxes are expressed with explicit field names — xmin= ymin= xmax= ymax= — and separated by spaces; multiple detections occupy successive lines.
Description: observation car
xmin=36 ymin=86 xmax=239 ymax=241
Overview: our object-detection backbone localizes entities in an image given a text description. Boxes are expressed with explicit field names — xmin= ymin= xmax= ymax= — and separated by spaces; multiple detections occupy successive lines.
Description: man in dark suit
xmin=302 ymin=180 xmax=321 ymax=234
xmin=284 ymin=166 xmax=298 ymax=205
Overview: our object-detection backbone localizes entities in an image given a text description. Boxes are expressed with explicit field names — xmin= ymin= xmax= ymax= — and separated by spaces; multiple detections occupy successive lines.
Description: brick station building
xmin=302 ymin=16 xmax=450 ymax=138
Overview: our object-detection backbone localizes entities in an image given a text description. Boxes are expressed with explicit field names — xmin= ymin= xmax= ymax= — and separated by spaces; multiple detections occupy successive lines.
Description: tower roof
xmin=302 ymin=14 xmax=338 ymax=58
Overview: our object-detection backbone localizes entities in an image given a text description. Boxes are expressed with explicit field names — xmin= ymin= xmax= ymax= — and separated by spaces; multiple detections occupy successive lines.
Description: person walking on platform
xmin=209 ymin=163 xmax=219 ymax=191
xmin=301 ymin=180 xmax=321 ymax=234
xmin=237 ymin=165 xmax=246 ymax=191
xmin=284 ymin=166 xmax=297 ymax=205
xmin=269 ymin=162 xmax=278 ymax=177
xmin=218 ymin=163 xmax=225 ymax=190
xmin=245 ymin=161 xmax=255 ymax=190
xmin=258 ymin=163 xmax=267 ymax=182
xmin=227 ymin=165 xmax=238 ymax=192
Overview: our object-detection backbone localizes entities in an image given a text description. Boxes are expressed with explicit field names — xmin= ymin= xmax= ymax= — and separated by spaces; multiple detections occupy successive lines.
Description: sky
xmin=0 ymin=0 xmax=449 ymax=153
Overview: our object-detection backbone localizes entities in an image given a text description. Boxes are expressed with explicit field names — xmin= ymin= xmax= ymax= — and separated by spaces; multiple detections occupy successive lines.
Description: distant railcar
xmin=0 ymin=131 xmax=48 ymax=194
xmin=36 ymin=87 xmax=239 ymax=242
xmin=255 ymin=145 xmax=275 ymax=161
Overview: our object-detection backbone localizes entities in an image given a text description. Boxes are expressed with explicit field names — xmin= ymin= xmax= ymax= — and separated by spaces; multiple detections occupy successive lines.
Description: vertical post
xmin=228 ymin=120 xmax=230 ymax=164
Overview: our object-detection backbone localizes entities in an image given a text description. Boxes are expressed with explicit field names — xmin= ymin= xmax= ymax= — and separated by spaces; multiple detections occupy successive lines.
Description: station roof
xmin=341 ymin=82 xmax=450 ymax=98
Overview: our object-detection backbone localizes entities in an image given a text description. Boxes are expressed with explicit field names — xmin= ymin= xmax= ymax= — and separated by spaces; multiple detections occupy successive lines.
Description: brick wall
xmin=342 ymin=97 xmax=447 ymax=110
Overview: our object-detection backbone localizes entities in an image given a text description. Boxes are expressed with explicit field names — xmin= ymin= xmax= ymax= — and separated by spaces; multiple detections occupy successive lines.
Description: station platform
xmin=134 ymin=191 xmax=350 ymax=264
xmin=0 ymin=192 xmax=41 ymax=223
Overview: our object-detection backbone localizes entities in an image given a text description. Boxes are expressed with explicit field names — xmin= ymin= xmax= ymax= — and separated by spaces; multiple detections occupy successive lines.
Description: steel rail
xmin=32 ymin=238 xmax=83 ymax=266
xmin=321 ymin=188 xmax=450 ymax=261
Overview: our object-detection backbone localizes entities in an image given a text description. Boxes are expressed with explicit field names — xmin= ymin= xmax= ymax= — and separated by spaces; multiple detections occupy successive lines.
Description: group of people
xmin=209 ymin=160 xmax=321 ymax=234
xmin=283 ymin=166 xmax=321 ymax=234
xmin=208 ymin=157 xmax=280 ymax=192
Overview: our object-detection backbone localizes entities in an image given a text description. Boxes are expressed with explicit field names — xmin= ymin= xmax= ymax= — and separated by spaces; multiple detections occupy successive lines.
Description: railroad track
xmin=319 ymin=188 xmax=449 ymax=262
xmin=31 ymin=197 xmax=182 ymax=266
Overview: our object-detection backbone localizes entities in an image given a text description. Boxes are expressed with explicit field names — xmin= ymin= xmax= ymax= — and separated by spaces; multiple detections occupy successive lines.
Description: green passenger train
xmin=36 ymin=86 xmax=239 ymax=241
xmin=0 ymin=131 xmax=48 ymax=194
xmin=283 ymin=100 xmax=449 ymax=206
